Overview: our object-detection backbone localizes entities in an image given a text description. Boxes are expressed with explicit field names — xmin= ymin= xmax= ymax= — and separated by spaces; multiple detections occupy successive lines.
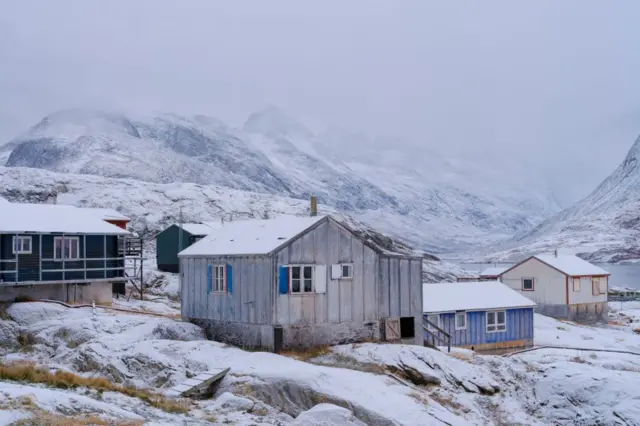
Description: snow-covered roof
xmin=479 ymin=266 xmax=508 ymax=277
xmin=79 ymin=207 xmax=130 ymax=221
xmin=180 ymin=223 xmax=215 ymax=236
xmin=533 ymin=254 xmax=609 ymax=276
xmin=179 ymin=215 xmax=326 ymax=256
xmin=423 ymin=281 xmax=537 ymax=314
xmin=0 ymin=203 xmax=130 ymax=235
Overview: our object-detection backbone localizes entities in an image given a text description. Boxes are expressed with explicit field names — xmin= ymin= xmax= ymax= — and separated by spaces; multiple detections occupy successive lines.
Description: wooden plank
xmin=351 ymin=237 xmax=364 ymax=322
xmin=363 ymin=246 xmax=377 ymax=321
xmin=339 ymin=229 xmax=352 ymax=263
xmin=379 ymin=257 xmax=390 ymax=318
xmin=400 ymin=259 xmax=411 ymax=317
xmin=314 ymin=221 xmax=329 ymax=324
xmin=327 ymin=224 xmax=341 ymax=323
xmin=389 ymin=258 xmax=400 ymax=317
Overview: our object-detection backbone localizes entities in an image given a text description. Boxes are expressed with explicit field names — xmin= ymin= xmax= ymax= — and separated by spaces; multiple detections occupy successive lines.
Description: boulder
xmin=291 ymin=404 xmax=367 ymax=426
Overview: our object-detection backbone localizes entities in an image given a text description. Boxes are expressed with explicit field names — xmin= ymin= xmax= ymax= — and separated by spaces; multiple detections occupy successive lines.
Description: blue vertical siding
xmin=425 ymin=308 xmax=534 ymax=347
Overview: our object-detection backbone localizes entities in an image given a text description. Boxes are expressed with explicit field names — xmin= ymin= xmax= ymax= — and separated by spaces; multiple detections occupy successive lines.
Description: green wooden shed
xmin=156 ymin=223 xmax=214 ymax=273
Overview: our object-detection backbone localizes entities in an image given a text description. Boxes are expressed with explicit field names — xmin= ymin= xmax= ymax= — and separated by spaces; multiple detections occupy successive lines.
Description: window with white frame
xmin=290 ymin=265 xmax=314 ymax=293
xmin=573 ymin=277 xmax=581 ymax=292
xmin=592 ymin=277 xmax=599 ymax=296
xmin=455 ymin=312 xmax=467 ymax=330
xmin=12 ymin=236 xmax=32 ymax=254
xmin=486 ymin=311 xmax=506 ymax=333
xmin=54 ymin=236 xmax=80 ymax=260
xmin=213 ymin=265 xmax=225 ymax=292
xmin=522 ymin=277 xmax=534 ymax=291
xmin=331 ymin=263 xmax=353 ymax=280
xmin=341 ymin=264 xmax=353 ymax=279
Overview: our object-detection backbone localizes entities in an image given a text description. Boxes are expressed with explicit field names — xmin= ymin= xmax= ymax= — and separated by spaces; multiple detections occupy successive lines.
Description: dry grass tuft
xmin=448 ymin=352 xmax=473 ymax=362
xmin=569 ymin=356 xmax=586 ymax=364
xmin=280 ymin=345 xmax=332 ymax=361
xmin=0 ymin=362 xmax=190 ymax=415
xmin=11 ymin=414 xmax=145 ymax=426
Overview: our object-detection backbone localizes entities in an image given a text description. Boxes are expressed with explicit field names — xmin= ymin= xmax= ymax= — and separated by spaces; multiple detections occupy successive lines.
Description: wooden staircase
xmin=422 ymin=316 xmax=451 ymax=353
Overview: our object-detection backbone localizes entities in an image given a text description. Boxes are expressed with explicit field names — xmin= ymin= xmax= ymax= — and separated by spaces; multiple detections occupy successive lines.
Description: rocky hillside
xmin=0 ymin=107 xmax=561 ymax=253
xmin=483 ymin=134 xmax=640 ymax=262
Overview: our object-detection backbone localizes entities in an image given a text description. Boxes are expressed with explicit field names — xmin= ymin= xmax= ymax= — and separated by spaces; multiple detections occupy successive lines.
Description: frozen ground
xmin=1 ymin=300 xmax=640 ymax=425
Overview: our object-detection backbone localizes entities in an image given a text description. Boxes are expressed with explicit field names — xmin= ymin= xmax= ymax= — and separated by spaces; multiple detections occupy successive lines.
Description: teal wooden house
xmin=155 ymin=223 xmax=215 ymax=273
xmin=0 ymin=202 xmax=131 ymax=305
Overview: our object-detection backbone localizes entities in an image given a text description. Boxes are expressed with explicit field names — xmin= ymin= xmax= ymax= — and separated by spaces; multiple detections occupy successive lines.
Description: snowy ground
xmin=2 ymin=298 xmax=640 ymax=425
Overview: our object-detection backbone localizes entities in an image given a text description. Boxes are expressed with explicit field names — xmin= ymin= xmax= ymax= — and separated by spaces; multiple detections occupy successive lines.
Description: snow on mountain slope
xmin=482 ymin=134 xmax=640 ymax=263
xmin=1 ymin=107 xmax=561 ymax=253
xmin=0 ymin=166 xmax=465 ymax=282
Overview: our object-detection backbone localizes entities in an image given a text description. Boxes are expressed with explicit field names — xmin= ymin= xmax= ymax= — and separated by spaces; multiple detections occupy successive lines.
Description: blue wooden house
xmin=422 ymin=281 xmax=536 ymax=352
xmin=0 ymin=202 xmax=131 ymax=305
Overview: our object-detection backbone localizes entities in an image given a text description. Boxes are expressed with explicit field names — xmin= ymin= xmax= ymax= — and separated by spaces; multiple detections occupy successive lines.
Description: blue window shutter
xmin=227 ymin=264 xmax=233 ymax=294
xmin=279 ymin=266 xmax=289 ymax=294
xmin=207 ymin=264 xmax=212 ymax=293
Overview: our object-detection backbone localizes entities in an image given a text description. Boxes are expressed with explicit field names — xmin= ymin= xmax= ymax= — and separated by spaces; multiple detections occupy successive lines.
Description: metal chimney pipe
xmin=310 ymin=196 xmax=318 ymax=217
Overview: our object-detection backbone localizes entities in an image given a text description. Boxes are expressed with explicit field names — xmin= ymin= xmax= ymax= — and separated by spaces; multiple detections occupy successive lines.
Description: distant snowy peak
xmin=24 ymin=109 xmax=141 ymax=140
xmin=483 ymin=132 xmax=640 ymax=263
xmin=243 ymin=105 xmax=314 ymax=139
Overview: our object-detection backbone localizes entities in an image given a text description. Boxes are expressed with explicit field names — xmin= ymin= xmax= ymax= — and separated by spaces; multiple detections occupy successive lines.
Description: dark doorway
xmin=400 ymin=317 xmax=415 ymax=338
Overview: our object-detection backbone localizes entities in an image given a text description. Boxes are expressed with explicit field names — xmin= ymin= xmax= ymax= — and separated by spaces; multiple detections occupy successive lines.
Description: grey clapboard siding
xmin=181 ymin=216 xmax=424 ymax=350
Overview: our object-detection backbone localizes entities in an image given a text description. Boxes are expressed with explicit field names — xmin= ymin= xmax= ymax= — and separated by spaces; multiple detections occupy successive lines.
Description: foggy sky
xmin=1 ymin=0 xmax=640 ymax=204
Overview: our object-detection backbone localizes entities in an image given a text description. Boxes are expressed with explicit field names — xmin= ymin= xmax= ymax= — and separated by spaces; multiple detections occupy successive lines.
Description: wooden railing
xmin=422 ymin=316 xmax=451 ymax=353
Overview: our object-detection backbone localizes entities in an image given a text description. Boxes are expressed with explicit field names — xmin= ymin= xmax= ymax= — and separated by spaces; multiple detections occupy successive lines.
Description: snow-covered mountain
xmin=0 ymin=107 xmax=561 ymax=253
xmin=0 ymin=166 xmax=466 ymax=282
xmin=483 ymin=134 xmax=640 ymax=263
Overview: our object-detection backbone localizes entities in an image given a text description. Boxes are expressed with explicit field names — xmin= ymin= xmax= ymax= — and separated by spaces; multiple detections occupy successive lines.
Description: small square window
xmin=487 ymin=310 xmax=507 ymax=333
xmin=12 ymin=236 xmax=32 ymax=255
xmin=522 ymin=278 xmax=534 ymax=291
xmin=455 ymin=312 xmax=467 ymax=330
xmin=573 ymin=277 xmax=581 ymax=292
xmin=342 ymin=264 xmax=353 ymax=279
xmin=290 ymin=265 xmax=314 ymax=293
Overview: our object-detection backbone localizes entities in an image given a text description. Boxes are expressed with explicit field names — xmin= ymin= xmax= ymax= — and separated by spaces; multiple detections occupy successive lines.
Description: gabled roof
xmin=180 ymin=223 xmax=215 ymax=236
xmin=178 ymin=215 xmax=326 ymax=256
xmin=502 ymin=253 xmax=610 ymax=277
xmin=423 ymin=281 xmax=537 ymax=314
xmin=479 ymin=266 xmax=508 ymax=277
xmin=0 ymin=203 xmax=130 ymax=235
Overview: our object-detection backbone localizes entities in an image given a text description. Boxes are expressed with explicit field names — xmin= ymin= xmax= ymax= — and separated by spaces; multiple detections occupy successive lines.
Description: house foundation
xmin=535 ymin=302 xmax=608 ymax=323
xmin=0 ymin=281 xmax=114 ymax=305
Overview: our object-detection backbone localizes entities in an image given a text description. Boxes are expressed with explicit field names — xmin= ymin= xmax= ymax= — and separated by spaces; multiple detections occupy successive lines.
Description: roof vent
xmin=277 ymin=237 xmax=286 ymax=240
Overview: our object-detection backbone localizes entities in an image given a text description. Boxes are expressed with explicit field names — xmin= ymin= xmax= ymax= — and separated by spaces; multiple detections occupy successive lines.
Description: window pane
xmin=23 ymin=238 xmax=30 ymax=252
xmin=292 ymin=279 xmax=300 ymax=293
xmin=342 ymin=265 xmax=351 ymax=277
xmin=487 ymin=312 xmax=495 ymax=325
xmin=55 ymin=239 xmax=62 ymax=258
xmin=71 ymin=239 xmax=78 ymax=258
xmin=487 ymin=325 xmax=496 ymax=332
xmin=497 ymin=325 xmax=506 ymax=331
xmin=303 ymin=266 xmax=312 ymax=279
xmin=497 ymin=311 xmax=506 ymax=324
xmin=456 ymin=314 xmax=465 ymax=328
xmin=304 ymin=279 xmax=313 ymax=292
xmin=292 ymin=267 xmax=300 ymax=280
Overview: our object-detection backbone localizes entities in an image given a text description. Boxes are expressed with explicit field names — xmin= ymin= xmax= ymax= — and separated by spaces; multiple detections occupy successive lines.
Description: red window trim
xmin=521 ymin=277 xmax=535 ymax=291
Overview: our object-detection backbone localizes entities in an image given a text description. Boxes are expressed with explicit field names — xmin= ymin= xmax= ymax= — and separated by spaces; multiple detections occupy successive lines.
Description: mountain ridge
xmin=1 ymin=107 xmax=561 ymax=253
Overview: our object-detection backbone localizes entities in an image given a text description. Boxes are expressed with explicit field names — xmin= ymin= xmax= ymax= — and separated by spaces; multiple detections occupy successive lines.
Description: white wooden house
xmin=178 ymin=213 xmax=424 ymax=351
xmin=499 ymin=252 xmax=610 ymax=322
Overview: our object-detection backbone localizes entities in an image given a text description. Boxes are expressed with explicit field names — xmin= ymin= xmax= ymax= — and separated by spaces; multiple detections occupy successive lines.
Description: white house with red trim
xmin=498 ymin=252 xmax=610 ymax=323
